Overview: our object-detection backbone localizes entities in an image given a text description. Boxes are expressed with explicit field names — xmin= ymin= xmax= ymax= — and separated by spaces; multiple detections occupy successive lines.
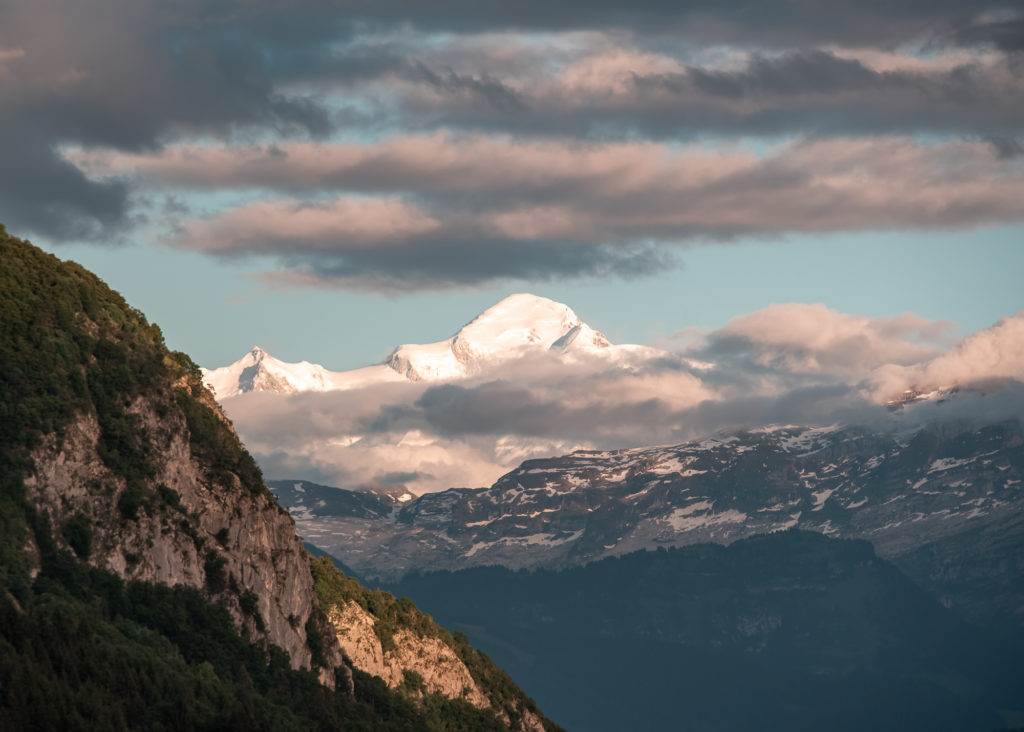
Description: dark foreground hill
xmin=0 ymin=226 xmax=558 ymax=730
xmin=392 ymin=530 xmax=1024 ymax=732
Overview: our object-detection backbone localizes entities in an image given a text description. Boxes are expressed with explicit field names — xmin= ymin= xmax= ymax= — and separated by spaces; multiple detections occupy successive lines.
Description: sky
xmin=2 ymin=0 xmax=1023 ymax=372
xmin=4 ymin=0 xmax=1024 ymax=493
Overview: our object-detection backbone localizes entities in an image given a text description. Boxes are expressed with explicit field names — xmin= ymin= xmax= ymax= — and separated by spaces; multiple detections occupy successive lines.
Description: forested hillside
xmin=0 ymin=225 xmax=558 ymax=730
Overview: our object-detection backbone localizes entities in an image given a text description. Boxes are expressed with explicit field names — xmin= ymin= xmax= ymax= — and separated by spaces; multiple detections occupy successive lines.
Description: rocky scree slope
xmin=0 ymin=228 xmax=558 ymax=730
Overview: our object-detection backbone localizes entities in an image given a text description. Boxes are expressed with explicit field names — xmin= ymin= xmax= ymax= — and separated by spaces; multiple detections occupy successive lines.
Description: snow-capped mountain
xmin=386 ymin=293 xmax=616 ymax=381
xmin=201 ymin=345 xmax=402 ymax=398
xmin=202 ymin=293 xmax=667 ymax=397
xmin=269 ymin=418 xmax=1024 ymax=630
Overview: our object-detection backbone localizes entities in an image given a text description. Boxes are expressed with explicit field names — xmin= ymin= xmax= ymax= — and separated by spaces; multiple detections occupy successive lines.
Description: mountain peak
xmin=205 ymin=293 xmax=623 ymax=393
xmin=474 ymin=292 xmax=577 ymax=321
xmin=457 ymin=293 xmax=582 ymax=350
xmin=387 ymin=293 xmax=611 ymax=381
xmin=205 ymin=345 xmax=335 ymax=397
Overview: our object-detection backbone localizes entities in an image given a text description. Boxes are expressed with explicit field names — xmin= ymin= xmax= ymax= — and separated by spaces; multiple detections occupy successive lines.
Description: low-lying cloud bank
xmin=220 ymin=305 xmax=1024 ymax=493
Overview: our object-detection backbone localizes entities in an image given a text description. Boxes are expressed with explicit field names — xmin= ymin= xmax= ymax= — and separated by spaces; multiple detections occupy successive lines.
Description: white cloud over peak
xmin=211 ymin=299 xmax=1024 ymax=494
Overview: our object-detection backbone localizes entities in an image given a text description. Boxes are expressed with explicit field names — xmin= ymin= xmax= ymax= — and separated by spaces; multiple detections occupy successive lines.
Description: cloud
xmin=263 ymin=40 xmax=1024 ymax=141
xmin=0 ymin=0 xmax=330 ymax=239
xmin=175 ymin=197 xmax=443 ymax=252
xmin=701 ymin=303 xmax=954 ymax=381
xmin=403 ymin=61 xmax=528 ymax=111
xmin=625 ymin=50 xmax=1024 ymax=138
xmin=924 ymin=311 xmax=1024 ymax=385
xmin=947 ymin=14 xmax=1024 ymax=53
xmin=6 ymin=0 xmax=1023 ymax=258
xmin=212 ymin=305 xmax=1021 ymax=494
xmin=317 ymin=0 xmax=1020 ymax=50
xmin=869 ymin=311 xmax=1024 ymax=400
xmin=71 ymin=135 xmax=1024 ymax=289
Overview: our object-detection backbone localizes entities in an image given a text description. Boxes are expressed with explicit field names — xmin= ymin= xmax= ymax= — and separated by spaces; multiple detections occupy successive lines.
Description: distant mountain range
xmin=200 ymin=283 xmax=1024 ymax=730
xmin=270 ymin=414 xmax=1024 ymax=632
xmin=202 ymin=292 xmax=669 ymax=397
xmin=268 ymin=411 xmax=1024 ymax=730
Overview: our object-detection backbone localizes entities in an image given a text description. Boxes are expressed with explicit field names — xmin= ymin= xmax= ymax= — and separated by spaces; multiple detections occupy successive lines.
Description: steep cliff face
xmin=311 ymin=556 xmax=558 ymax=732
xmin=0 ymin=230 xmax=342 ymax=679
xmin=329 ymin=600 xmax=489 ymax=708
xmin=23 ymin=399 xmax=340 ymax=677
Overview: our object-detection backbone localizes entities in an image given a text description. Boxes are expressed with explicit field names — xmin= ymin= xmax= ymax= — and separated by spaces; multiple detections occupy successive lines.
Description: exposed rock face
xmin=328 ymin=600 xmax=489 ymax=708
xmin=309 ymin=555 xmax=559 ymax=730
xmin=24 ymin=396 xmax=344 ymax=681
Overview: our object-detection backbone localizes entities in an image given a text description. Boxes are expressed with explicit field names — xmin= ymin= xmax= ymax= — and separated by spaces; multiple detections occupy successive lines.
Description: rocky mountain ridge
xmin=272 ymin=414 xmax=1024 ymax=629
xmin=0 ymin=227 xmax=337 ymax=675
xmin=310 ymin=556 xmax=550 ymax=731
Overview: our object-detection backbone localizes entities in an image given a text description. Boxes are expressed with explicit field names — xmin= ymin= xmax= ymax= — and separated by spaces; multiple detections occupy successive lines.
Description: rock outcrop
xmin=329 ymin=600 xmax=489 ymax=707
xmin=24 ymin=392 xmax=344 ymax=681
xmin=310 ymin=555 xmax=559 ymax=731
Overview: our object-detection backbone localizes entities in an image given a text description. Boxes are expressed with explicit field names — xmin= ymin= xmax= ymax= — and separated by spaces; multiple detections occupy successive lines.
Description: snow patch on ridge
xmin=464 ymin=529 xmax=585 ymax=557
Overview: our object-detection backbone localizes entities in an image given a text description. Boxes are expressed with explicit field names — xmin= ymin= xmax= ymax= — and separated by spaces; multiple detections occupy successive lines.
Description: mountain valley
xmin=390 ymin=531 xmax=1024 ymax=732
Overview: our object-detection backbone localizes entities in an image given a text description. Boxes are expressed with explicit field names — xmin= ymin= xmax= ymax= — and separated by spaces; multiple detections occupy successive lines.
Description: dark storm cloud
xmin=338 ymin=50 xmax=1022 ymax=141
xmin=0 ymin=126 xmax=132 ymax=240
xmin=252 ymin=43 xmax=1024 ymax=144
xmin=335 ymin=0 xmax=1012 ymax=49
xmin=363 ymin=378 xmax=879 ymax=446
xmin=627 ymin=50 xmax=1024 ymax=138
xmin=254 ymin=44 xmax=1024 ymax=142
xmin=268 ymin=238 xmax=672 ymax=292
xmin=984 ymin=135 xmax=1024 ymax=159
xmin=0 ymin=0 xmax=329 ymax=239
xmin=404 ymin=62 xmax=528 ymax=112
xmin=948 ymin=15 xmax=1024 ymax=52
xmin=375 ymin=470 xmax=433 ymax=485
xmin=414 ymin=382 xmax=562 ymax=437
xmin=680 ymin=51 xmax=881 ymax=97
xmin=4 ymin=0 xmax=1023 ymax=255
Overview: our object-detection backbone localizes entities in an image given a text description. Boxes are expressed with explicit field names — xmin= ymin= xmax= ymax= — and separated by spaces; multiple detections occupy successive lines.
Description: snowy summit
xmin=202 ymin=293 xmax=660 ymax=397
xmin=387 ymin=293 xmax=612 ymax=381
